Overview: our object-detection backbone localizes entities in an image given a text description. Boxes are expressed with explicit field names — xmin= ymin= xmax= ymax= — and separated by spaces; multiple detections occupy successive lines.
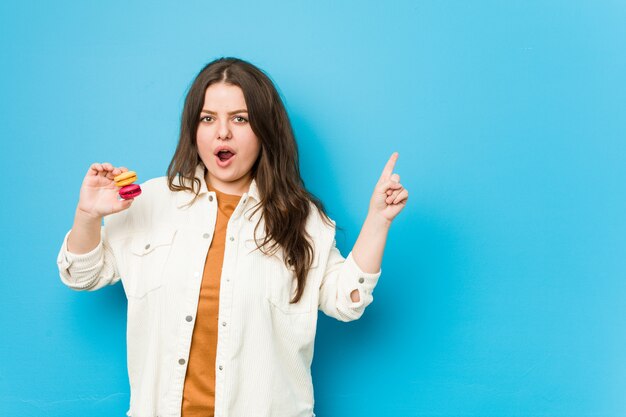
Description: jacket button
xmin=209 ymin=195 xmax=214 ymax=202
xmin=186 ymin=316 xmax=193 ymax=322
xmin=358 ymin=277 xmax=365 ymax=284
xmin=229 ymin=236 xmax=234 ymax=241
xmin=178 ymin=358 xmax=186 ymax=365
xmin=203 ymin=233 xmax=210 ymax=239
xmin=144 ymin=244 xmax=151 ymax=250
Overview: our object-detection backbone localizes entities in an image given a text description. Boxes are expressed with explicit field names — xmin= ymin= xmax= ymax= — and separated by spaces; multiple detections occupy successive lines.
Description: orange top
xmin=181 ymin=184 xmax=242 ymax=417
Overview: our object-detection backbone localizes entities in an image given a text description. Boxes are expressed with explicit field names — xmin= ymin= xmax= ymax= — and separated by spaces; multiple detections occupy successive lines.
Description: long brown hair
xmin=167 ymin=57 xmax=335 ymax=304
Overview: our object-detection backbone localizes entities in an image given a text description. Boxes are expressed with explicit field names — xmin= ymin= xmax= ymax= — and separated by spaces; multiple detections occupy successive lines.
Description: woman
xmin=57 ymin=57 xmax=408 ymax=417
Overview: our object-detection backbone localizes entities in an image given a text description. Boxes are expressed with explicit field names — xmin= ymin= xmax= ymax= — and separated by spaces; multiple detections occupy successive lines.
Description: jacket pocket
xmin=263 ymin=245 xmax=319 ymax=315
xmin=124 ymin=225 xmax=177 ymax=298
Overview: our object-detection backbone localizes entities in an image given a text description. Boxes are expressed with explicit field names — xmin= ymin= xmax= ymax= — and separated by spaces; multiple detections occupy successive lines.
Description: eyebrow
xmin=200 ymin=109 xmax=248 ymax=115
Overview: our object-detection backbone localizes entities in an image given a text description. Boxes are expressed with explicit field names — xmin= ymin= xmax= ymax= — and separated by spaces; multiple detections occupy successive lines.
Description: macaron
xmin=114 ymin=171 xmax=138 ymax=187
xmin=119 ymin=183 xmax=142 ymax=200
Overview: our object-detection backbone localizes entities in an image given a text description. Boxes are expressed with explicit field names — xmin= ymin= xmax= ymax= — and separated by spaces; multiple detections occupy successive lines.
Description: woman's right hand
xmin=77 ymin=162 xmax=135 ymax=220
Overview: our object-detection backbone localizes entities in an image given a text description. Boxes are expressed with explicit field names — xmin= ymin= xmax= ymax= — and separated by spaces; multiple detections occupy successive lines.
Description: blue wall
xmin=1 ymin=0 xmax=625 ymax=415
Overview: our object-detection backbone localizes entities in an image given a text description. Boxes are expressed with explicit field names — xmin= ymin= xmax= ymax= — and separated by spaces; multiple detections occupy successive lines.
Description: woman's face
xmin=196 ymin=82 xmax=261 ymax=195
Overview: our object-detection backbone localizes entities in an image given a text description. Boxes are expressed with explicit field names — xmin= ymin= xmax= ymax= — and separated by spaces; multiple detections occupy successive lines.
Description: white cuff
xmin=338 ymin=251 xmax=381 ymax=309
xmin=57 ymin=229 xmax=105 ymax=289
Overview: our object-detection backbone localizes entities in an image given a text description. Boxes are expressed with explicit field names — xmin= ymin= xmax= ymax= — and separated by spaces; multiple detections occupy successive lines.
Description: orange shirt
xmin=181 ymin=184 xmax=242 ymax=417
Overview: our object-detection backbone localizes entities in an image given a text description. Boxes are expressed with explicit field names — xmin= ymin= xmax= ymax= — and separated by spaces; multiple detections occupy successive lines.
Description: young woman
xmin=57 ymin=57 xmax=408 ymax=417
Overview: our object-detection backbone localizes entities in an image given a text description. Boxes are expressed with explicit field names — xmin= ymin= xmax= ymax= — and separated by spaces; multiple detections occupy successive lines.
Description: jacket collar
xmin=176 ymin=162 xmax=260 ymax=208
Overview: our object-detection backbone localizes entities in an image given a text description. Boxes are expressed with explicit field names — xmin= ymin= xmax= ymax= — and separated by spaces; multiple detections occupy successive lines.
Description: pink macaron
xmin=119 ymin=184 xmax=142 ymax=200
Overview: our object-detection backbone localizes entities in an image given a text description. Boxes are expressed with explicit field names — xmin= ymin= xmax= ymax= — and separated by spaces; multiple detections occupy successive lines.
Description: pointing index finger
xmin=380 ymin=152 xmax=399 ymax=180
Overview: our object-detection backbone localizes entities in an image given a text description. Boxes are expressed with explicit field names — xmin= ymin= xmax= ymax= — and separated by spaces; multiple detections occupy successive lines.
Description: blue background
xmin=1 ymin=0 xmax=625 ymax=415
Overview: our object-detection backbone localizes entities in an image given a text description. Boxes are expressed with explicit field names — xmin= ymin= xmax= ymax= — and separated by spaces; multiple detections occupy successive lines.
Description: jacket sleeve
xmin=56 ymin=226 xmax=121 ymax=291
xmin=318 ymin=238 xmax=382 ymax=322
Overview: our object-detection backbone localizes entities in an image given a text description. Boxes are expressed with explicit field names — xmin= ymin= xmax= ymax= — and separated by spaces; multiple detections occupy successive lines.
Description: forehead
xmin=202 ymin=82 xmax=247 ymax=109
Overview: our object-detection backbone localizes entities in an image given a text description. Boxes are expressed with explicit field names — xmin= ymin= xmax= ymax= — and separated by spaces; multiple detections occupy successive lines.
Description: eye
xmin=234 ymin=116 xmax=248 ymax=123
xmin=200 ymin=115 xmax=214 ymax=123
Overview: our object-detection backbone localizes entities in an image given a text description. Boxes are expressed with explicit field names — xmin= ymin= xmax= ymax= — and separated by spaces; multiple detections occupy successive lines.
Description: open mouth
xmin=217 ymin=150 xmax=235 ymax=161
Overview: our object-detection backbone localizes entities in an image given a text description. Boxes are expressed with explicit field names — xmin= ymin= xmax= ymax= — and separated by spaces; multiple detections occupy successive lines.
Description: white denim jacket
xmin=57 ymin=163 xmax=381 ymax=417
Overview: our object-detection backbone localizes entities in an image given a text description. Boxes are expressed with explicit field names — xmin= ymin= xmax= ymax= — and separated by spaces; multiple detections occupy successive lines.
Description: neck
xmin=205 ymin=173 xmax=252 ymax=196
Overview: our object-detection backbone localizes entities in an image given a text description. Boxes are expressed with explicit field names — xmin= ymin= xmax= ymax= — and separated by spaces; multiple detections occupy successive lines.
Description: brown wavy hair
xmin=167 ymin=57 xmax=335 ymax=304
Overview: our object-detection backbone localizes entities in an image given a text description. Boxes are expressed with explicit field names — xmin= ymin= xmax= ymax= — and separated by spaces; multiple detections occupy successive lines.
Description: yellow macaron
xmin=114 ymin=171 xmax=138 ymax=187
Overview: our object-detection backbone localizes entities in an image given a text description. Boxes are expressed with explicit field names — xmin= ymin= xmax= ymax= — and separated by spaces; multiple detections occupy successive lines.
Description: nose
xmin=217 ymin=119 xmax=232 ymax=140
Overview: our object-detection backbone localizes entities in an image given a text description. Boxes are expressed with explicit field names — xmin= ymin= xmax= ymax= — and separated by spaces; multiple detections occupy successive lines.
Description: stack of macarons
xmin=114 ymin=170 xmax=142 ymax=200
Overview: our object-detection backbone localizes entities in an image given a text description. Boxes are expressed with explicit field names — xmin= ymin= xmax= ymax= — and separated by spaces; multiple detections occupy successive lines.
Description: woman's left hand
xmin=369 ymin=152 xmax=409 ymax=223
